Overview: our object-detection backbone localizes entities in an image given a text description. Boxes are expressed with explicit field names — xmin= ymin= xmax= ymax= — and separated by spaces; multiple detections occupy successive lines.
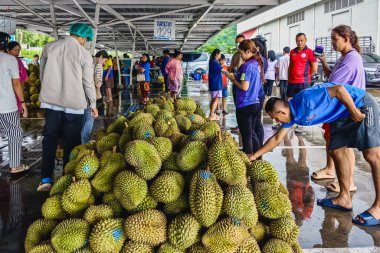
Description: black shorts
xmin=329 ymin=93 xmax=380 ymax=151
xmin=287 ymin=83 xmax=310 ymax=98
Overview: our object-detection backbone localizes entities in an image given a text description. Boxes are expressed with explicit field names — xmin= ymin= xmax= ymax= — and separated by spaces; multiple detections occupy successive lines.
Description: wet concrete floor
xmin=0 ymin=81 xmax=380 ymax=252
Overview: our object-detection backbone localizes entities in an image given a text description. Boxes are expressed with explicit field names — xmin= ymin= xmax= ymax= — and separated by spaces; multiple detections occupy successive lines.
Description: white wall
xmin=238 ymin=0 xmax=380 ymax=54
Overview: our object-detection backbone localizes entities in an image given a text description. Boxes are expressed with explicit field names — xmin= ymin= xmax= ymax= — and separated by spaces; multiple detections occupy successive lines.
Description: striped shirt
xmin=0 ymin=52 xmax=19 ymax=114
xmin=94 ymin=63 xmax=103 ymax=86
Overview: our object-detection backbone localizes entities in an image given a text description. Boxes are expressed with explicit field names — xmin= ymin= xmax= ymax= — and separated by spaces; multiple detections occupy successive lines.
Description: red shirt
xmin=222 ymin=65 xmax=228 ymax=88
xmin=288 ymin=46 xmax=317 ymax=84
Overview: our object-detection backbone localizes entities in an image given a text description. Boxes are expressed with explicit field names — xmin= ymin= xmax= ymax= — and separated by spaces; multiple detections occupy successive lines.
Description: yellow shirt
xmin=103 ymin=58 xmax=113 ymax=71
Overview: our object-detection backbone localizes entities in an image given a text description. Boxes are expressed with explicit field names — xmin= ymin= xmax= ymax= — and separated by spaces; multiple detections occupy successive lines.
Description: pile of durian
xmin=25 ymin=96 xmax=302 ymax=253
xmin=24 ymin=64 xmax=41 ymax=109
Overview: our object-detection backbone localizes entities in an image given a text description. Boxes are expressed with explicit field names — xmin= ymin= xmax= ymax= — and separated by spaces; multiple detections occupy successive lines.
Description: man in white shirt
xmin=0 ymin=32 xmax=29 ymax=174
xmin=38 ymin=23 xmax=98 ymax=191
xmin=276 ymin=47 xmax=291 ymax=100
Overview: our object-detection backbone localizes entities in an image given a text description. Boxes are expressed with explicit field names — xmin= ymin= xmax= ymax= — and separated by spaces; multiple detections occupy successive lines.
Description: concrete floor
xmin=0 ymin=81 xmax=380 ymax=252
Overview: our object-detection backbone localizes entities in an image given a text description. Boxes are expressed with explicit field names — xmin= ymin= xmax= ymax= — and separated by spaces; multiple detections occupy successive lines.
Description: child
xmin=219 ymin=54 xmax=229 ymax=114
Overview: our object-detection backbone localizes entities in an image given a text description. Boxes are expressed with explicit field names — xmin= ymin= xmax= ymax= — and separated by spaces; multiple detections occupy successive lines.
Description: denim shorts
xmin=329 ymin=93 xmax=380 ymax=151
xmin=222 ymin=88 xmax=228 ymax=98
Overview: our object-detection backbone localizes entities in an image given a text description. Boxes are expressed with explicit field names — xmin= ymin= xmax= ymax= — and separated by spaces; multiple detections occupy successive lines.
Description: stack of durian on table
xmin=25 ymin=96 xmax=302 ymax=253
xmin=24 ymin=64 xmax=41 ymax=109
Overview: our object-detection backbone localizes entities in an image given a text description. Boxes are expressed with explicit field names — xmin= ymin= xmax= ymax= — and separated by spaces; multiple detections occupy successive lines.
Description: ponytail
xmin=239 ymin=40 xmax=265 ymax=82
xmin=332 ymin=25 xmax=362 ymax=54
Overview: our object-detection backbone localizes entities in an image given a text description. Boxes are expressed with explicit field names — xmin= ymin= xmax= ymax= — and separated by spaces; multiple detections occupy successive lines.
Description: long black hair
xmin=251 ymin=35 xmax=268 ymax=60
xmin=209 ymin=49 xmax=221 ymax=63
xmin=7 ymin=41 xmax=20 ymax=51
xmin=142 ymin=53 xmax=150 ymax=62
xmin=268 ymin=50 xmax=276 ymax=62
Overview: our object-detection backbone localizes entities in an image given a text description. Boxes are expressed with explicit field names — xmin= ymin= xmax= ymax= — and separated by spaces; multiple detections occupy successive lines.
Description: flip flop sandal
xmin=10 ymin=164 xmax=30 ymax=174
xmin=326 ymin=182 xmax=357 ymax=193
xmin=311 ymin=168 xmax=336 ymax=180
xmin=317 ymin=198 xmax=353 ymax=212
xmin=353 ymin=211 xmax=380 ymax=227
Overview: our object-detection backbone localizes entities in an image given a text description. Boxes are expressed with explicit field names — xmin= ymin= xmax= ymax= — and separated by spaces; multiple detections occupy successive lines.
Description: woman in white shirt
xmin=264 ymin=50 xmax=277 ymax=97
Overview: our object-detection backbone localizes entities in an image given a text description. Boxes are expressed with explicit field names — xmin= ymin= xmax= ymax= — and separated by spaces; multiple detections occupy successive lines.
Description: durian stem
xmin=72 ymin=176 xmax=76 ymax=182
xmin=217 ymin=131 xmax=222 ymax=141
xmin=91 ymin=150 xmax=95 ymax=156
xmin=112 ymin=146 xmax=117 ymax=153
xmin=124 ymin=122 xmax=128 ymax=128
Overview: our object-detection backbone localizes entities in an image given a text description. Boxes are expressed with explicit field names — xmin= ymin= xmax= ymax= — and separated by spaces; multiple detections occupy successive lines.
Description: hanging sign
xmin=0 ymin=12 xmax=16 ymax=35
xmin=154 ymin=19 xmax=175 ymax=40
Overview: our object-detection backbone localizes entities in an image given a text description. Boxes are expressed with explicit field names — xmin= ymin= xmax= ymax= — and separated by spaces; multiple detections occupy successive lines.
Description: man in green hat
xmin=38 ymin=23 xmax=98 ymax=191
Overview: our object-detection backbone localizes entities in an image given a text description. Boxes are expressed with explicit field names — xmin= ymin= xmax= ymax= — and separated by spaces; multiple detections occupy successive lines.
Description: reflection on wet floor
xmin=0 ymin=82 xmax=380 ymax=252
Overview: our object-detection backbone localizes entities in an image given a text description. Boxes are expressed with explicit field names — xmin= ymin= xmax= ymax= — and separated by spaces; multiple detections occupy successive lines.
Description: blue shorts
xmin=222 ymin=88 xmax=228 ymax=98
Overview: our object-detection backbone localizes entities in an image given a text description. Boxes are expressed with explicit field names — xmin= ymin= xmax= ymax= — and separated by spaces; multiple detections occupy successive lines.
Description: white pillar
xmin=91 ymin=3 xmax=100 ymax=56
xmin=130 ymin=29 xmax=137 ymax=86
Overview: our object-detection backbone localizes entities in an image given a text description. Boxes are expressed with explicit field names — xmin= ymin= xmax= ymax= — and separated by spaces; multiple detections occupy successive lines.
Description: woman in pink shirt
xmin=165 ymin=51 xmax=183 ymax=101
xmin=7 ymin=41 xmax=28 ymax=113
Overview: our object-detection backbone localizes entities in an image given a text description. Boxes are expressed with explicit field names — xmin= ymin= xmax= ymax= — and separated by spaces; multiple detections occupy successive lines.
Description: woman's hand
xmin=21 ymin=103 xmax=28 ymax=118
xmin=316 ymin=53 xmax=327 ymax=63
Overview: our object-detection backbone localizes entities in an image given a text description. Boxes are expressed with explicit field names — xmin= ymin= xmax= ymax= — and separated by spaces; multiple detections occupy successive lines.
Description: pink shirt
xmin=17 ymin=58 xmax=28 ymax=82
xmin=165 ymin=59 xmax=183 ymax=81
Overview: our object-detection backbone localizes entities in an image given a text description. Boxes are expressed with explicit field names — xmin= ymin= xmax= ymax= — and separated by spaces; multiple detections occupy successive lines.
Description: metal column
xmin=130 ymin=29 xmax=137 ymax=87
xmin=91 ymin=3 xmax=100 ymax=56
xmin=112 ymin=30 xmax=122 ymax=88
xmin=49 ymin=0 xmax=59 ymax=40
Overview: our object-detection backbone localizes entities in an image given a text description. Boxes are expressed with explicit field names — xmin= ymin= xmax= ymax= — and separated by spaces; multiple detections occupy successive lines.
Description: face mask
xmin=84 ymin=41 xmax=91 ymax=50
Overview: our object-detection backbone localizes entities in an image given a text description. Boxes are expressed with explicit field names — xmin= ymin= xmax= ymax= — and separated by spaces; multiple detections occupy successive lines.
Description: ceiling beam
xmin=11 ymin=0 xmax=55 ymax=27
xmin=71 ymin=0 xmax=96 ymax=27
xmin=37 ymin=0 xmax=83 ymax=17
xmin=181 ymin=1 xmax=216 ymax=50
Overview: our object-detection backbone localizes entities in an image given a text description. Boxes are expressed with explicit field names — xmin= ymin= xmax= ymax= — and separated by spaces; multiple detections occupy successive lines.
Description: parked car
xmin=182 ymin=52 xmax=210 ymax=76
xmin=317 ymin=52 xmax=380 ymax=85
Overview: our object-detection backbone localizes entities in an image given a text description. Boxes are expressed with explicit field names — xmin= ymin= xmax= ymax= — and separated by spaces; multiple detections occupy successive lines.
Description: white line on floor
xmin=303 ymin=248 xmax=380 ymax=253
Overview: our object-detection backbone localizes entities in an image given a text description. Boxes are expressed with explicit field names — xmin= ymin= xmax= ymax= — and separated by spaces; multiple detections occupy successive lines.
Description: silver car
xmin=182 ymin=52 xmax=210 ymax=75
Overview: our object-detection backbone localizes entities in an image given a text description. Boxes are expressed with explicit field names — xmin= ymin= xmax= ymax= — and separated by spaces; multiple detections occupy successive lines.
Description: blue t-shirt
xmin=236 ymin=59 xmax=262 ymax=108
xmin=161 ymin=56 xmax=170 ymax=75
xmin=141 ymin=62 xmax=151 ymax=82
xmin=208 ymin=59 xmax=222 ymax=91
xmin=282 ymin=83 xmax=366 ymax=128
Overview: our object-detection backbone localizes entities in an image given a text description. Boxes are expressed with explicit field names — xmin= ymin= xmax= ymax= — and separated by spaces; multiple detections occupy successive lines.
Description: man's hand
xmin=91 ymin=108 xmax=99 ymax=118
xmin=350 ymin=108 xmax=365 ymax=122
xmin=21 ymin=103 xmax=28 ymax=118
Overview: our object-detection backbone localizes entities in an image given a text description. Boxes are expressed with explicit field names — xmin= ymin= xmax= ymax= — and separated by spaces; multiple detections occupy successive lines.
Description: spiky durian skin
xmin=50 ymin=175 xmax=72 ymax=196
xmin=89 ymin=218 xmax=126 ymax=253
xmin=250 ymin=222 xmax=268 ymax=242
xmin=29 ymin=244 xmax=55 ymax=253
xmin=24 ymin=219 xmax=57 ymax=253
xmin=162 ymin=152 xmax=181 ymax=171
xmin=128 ymin=194 xmax=158 ymax=213
xmin=163 ymin=194 xmax=188 ymax=215
xmin=189 ymin=171 xmax=223 ymax=227
xmin=113 ymin=170 xmax=148 ymax=210
xmin=175 ymin=115 xmax=192 ymax=132
xmin=96 ymin=133 xmax=120 ymax=153
xmin=268 ymin=216 xmax=300 ymax=244
xmin=188 ymin=243 xmax=208 ymax=253
xmin=157 ymin=243 xmax=185 ymax=253
xmin=64 ymin=159 xmax=78 ymax=175
xmin=145 ymin=104 xmax=160 ymax=117
xmin=124 ymin=140 xmax=162 ymax=180
xmin=51 ymin=219 xmax=90 ymax=253
xmin=83 ymin=205 xmax=114 ymax=225
xmin=123 ymin=209 xmax=167 ymax=246
xmin=201 ymin=217 xmax=250 ymax=253
xmin=102 ymin=193 xmax=123 ymax=217
xmin=121 ymin=241 xmax=153 ymax=253
xmin=75 ymin=154 xmax=100 ymax=179
xmin=147 ymin=137 xmax=173 ymax=161
xmin=249 ymin=160 xmax=279 ymax=184
xmin=150 ymin=171 xmax=185 ymax=203
xmin=223 ymin=185 xmax=258 ymax=227
xmin=235 ymin=236 xmax=261 ymax=253
xmin=176 ymin=141 xmax=207 ymax=171
xmin=168 ymin=213 xmax=201 ymax=250
xmin=63 ymin=179 xmax=92 ymax=204
xmin=41 ymin=195 xmax=67 ymax=220
xmin=262 ymin=239 xmax=294 ymax=253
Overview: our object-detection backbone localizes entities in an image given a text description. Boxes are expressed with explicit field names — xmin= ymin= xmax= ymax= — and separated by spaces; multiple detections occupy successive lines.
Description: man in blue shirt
xmin=251 ymin=83 xmax=380 ymax=227
xmin=161 ymin=49 xmax=171 ymax=93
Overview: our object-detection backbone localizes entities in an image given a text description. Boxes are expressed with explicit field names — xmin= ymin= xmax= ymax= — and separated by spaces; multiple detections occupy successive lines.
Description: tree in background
xmin=16 ymin=29 xmax=55 ymax=47
xmin=197 ymin=25 xmax=236 ymax=53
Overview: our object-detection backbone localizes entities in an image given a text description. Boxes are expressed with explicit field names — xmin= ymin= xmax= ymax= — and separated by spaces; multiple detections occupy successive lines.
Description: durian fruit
xmin=188 ymin=130 xmax=206 ymax=142
xmin=254 ymin=183 xmax=292 ymax=219
xmin=175 ymin=115 xmax=192 ymax=132
xmin=121 ymin=241 xmax=153 ymax=253
xmin=177 ymin=141 xmax=207 ymax=171
xmin=61 ymin=179 xmax=93 ymax=216
xmin=154 ymin=118 xmax=171 ymax=137
xmin=194 ymin=104 xmax=206 ymax=118
xmin=96 ymin=133 xmax=120 ymax=153
xmin=188 ymin=243 xmax=208 ymax=253
xmin=235 ymin=236 xmax=261 ymax=253
xmin=175 ymin=97 xmax=197 ymax=113
xmin=250 ymin=222 xmax=267 ymax=242
xmin=156 ymin=109 xmax=173 ymax=120
xmin=202 ymin=217 xmax=250 ymax=253
xmin=64 ymin=159 xmax=79 ymax=175
xmin=75 ymin=154 xmax=100 ymax=179
xmin=249 ymin=160 xmax=279 ymax=184
xmin=103 ymin=193 xmax=123 ymax=217
xmin=69 ymin=144 xmax=93 ymax=161
xmin=145 ymin=104 xmax=160 ymax=117
xmin=50 ymin=175 xmax=72 ymax=196
xmin=291 ymin=241 xmax=303 ymax=253
xmin=91 ymin=152 xmax=125 ymax=193
xmin=162 ymin=152 xmax=181 ymax=171
xmin=41 ymin=195 xmax=66 ymax=220
xmin=187 ymin=114 xmax=205 ymax=125
xmin=189 ymin=171 xmax=223 ymax=227
xmin=170 ymin=132 xmax=186 ymax=150
xmin=83 ymin=205 xmax=114 ymax=225
xmin=74 ymin=247 xmax=93 ymax=253
xmin=123 ymin=209 xmax=167 ymax=246
xmin=89 ymin=218 xmax=126 ymax=253
xmin=128 ymin=194 xmax=158 ymax=213
xmin=129 ymin=112 xmax=154 ymax=127
xmin=133 ymin=122 xmax=156 ymax=140
xmin=150 ymin=171 xmax=185 ymax=203
xmin=168 ymin=213 xmax=201 ymax=249
xmin=113 ymin=170 xmax=148 ymax=210
xmin=223 ymin=185 xmax=258 ymax=227
xmin=51 ymin=219 xmax=90 ymax=253
xmin=147 ymin=137 xmax=173 ymax=161
xmin=119 ymin=127 xmax=133 ymax=153
xmin=124 ymin=140 xmax=162 ymax=180
xmin=163 ymin=193 xmax=188 ymax=215
xmin=262 ymin=238 xmax=293 ymax=253
xmin=29 ymin=244 xmax=55 ymax=253
xmin=208 ymin=138 xmax=246 ymax=185
xmin=106 ymin=116 xmax=127 ymax=135
xmin=157 ymin=243 xmax=185 ymax=253
xmin=199 ymin=122 xmax=220 ymax=140
xmin=268 ymin=216 xmax=300 ymax=244
xmin=25 ymin=219 xmax=57 ymax=253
